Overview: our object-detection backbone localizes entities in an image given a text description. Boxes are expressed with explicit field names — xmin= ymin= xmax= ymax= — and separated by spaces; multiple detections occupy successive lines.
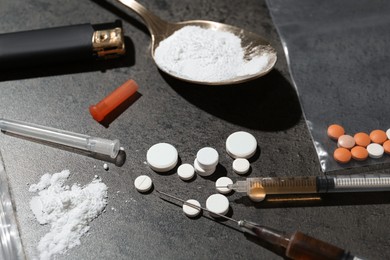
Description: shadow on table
xmin=233 ymin=192 xmax=390 ymax=208
xmin=160 ymin=69 xmax=302 ymax=131
xmin=98 ymin=91 xmax=142 ymax=128
xmin=0 ymin=36 xmax=135 ymax=82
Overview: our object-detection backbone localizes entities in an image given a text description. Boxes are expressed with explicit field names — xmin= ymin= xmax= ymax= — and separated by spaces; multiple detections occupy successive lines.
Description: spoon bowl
xmin=117 ymin=0 xmax=277 ymax=85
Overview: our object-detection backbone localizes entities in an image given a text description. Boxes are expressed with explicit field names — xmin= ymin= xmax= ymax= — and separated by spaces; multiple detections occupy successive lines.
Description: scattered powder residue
xmin=154 ymin=26 xmax=270 ymax=82
xmin=29 ymin=170 xmax=108 ymax=260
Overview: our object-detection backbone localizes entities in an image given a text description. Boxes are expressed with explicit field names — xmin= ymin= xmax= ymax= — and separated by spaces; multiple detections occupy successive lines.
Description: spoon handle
xmin=116 ymin=0 xmax=168 ymax=35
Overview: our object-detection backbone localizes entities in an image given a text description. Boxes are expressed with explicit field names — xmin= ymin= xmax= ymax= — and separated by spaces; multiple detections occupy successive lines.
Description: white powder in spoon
xmin=29 ymin=170 xmax=108 ymax=260
xmin=154 ymin=25 xmax=270 ymax=82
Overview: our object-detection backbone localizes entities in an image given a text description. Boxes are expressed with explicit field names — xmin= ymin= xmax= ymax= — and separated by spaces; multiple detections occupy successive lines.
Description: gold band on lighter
xmin=92 ymin=27 xmax=126 ymax=58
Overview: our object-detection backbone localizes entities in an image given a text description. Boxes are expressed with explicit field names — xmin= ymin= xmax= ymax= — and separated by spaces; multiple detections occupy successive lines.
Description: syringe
xmin=156 ymin=190 xmax=362 ymax=260
xmin=226 ymin=174 xmax=390 ymax=201
xmin=0 ymin=118 xmax=120 ymax=158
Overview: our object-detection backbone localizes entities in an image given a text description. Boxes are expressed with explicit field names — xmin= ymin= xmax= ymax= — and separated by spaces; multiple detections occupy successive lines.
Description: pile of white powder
xmin=154 ymin=25 xmax=270 ymax=82
xmin=29 ymin=170 xmax=108 ymax=260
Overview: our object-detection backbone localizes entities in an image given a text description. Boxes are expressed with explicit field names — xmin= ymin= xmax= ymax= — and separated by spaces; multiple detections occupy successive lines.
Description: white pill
xmin=215 ymin=177 xmax=233 ymax=194
xmin=226 ymin=131 xmax=257 ymax=159
xmin=386 ymin=128 xmax=390 ymax=140
xmin=367 ymin=143 xmax=384 ymax=158
xmin=196 ymin=147 xmax=219 ymax=169
xmin=177 ymin=163 xmax=195 ymax=181
xmin=232 ymin=158 xmax=250 ymax=175
xmin=146 ymin=143 xmax=178 ymax=172
xmin=134 ymin=175 xmax=153 ymax=192
xmin=206 ymin=194 xmax=229 ymax=216
xmin=194 ymin=159 xmax=215 ymax=177
xmin=183 ymin=199 xmax=201 ymax=217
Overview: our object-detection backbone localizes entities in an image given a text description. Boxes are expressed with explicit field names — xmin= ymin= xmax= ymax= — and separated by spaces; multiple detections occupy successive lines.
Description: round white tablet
xmin=177 ymin=163 xmax=195 ymax=181
xmin=367 ymin=143 xmax=384 ymax=158
xmin=226 ymin=131 xmax=257 ymax=159
xmin=194 ymin=159 xmax=215 ymax=177
xmin=232 ymin=158 xmax=250 ymax=175
xmin=146 ymin=143 xmax=178 ymax=172
xmin=386 ymin=128 xmax=390 ymax=140
xmin=134 ymin=175 xmax=153 ymax=192
xmin=206 ymin=194 xmax=229 ymax=216
xmin=215 ymin=177 xmax=233 ymax=194
xmin=196 ymin=147 xmax=219 ymax=169
xmin=183 ymin=199 xmax=201 ymax=217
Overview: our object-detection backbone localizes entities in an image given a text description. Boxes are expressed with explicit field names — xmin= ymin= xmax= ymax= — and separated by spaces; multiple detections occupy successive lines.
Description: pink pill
xmin=337 ymin=135 xmax=355 ymax=149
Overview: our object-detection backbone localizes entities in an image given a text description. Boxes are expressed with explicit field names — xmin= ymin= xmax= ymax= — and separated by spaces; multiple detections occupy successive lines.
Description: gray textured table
xmin=0 ymin=0 xmax=389 ymax=259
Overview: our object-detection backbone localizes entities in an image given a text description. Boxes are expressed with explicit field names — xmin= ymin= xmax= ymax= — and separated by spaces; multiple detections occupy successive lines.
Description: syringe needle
xmin=156 ymin=190 xmax=362 ymax=260
xmin=239 ymin=221 xmax=359 ymax=260
xmin=155 ymin=190 xmax=238 ymax=223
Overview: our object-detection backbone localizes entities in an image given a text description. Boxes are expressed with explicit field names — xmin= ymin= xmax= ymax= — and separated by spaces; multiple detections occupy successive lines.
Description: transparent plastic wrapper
xmin=0 ymin=151 xmax=25 ymax=260
xmin=266 ymin=0 xmax=390 ymax=172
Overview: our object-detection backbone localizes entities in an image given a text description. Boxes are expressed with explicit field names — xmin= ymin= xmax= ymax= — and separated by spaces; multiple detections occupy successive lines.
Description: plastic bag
xmin=0 ymin=150 xmax=25 ymax=260
xmin=266 ymin=0 xmax=390 ymax=172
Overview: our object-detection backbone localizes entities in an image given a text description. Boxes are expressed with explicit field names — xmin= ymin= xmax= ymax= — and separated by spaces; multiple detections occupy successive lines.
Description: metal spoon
xmin=117 ymin=0 xmax=277 ymax=85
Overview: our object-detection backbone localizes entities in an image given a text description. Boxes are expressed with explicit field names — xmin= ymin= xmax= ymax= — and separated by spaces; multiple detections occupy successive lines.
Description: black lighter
xmin=0 ymin=21 xmax=126 ymax=69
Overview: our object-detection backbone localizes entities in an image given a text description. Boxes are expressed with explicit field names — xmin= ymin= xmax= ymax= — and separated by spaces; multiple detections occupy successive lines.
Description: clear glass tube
xmin=0 ymin=118 xmax=120 ymax=158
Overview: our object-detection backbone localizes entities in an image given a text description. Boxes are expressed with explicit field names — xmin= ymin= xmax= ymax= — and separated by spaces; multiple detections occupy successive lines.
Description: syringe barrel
xmin=0 ymin=118 xmax=120 ymax=158
xmin=286 ymin=231 xmax=355 ymax=260
xmin=231 ymin=177 xmax=319 ymax=196
xmin=246 ymin=177 xmax=318 ymax=194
